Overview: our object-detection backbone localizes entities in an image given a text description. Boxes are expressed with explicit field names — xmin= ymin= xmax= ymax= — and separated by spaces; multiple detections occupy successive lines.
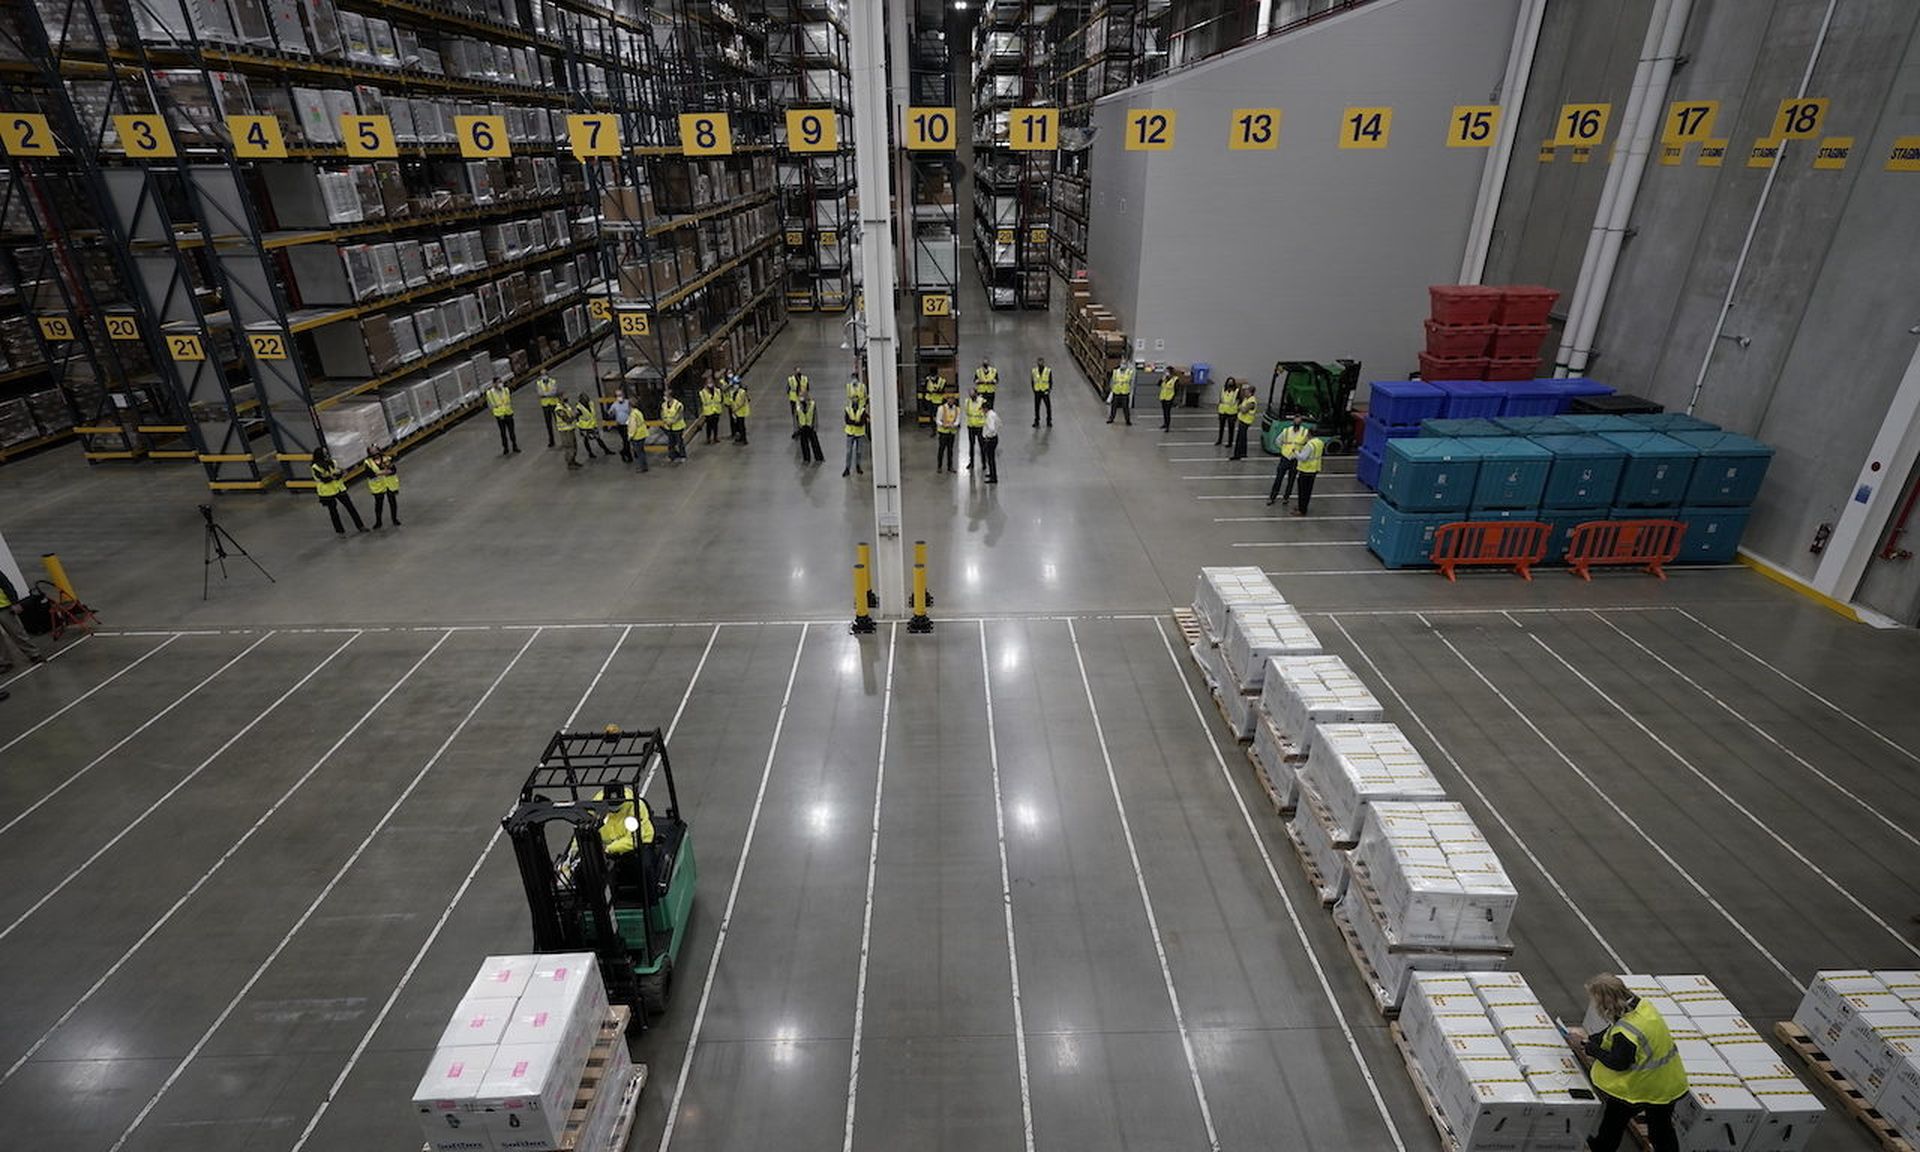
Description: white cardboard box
xmin=1673 ymin=1083 xmax=1762 ymax=1152
xmin=436 ymin=997 xmax=517 ymax=1051
xmin=1791 ymin=970 xmax=1884 ymax=1048
xmin=413 ymin=1045 xmax=499 ymax=1152
xmin=1222 ymin=605 xmax=1320 ymax=690
xmin=479 ymin=1042 xmax=576 ymax=1151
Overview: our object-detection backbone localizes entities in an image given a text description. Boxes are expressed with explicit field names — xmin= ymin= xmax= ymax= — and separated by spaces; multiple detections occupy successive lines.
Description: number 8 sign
xmin=680 ymin=113 xmax=733 ymax=157
xmin=786 ymin=109 xmax=837 ymax=153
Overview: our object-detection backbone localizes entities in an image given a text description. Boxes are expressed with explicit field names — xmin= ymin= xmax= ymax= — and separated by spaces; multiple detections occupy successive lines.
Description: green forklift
xmin=504 ymin=727 xmax=696 ymax=1019
xmin=1260 ymin=359 xmax=1361 ymax=455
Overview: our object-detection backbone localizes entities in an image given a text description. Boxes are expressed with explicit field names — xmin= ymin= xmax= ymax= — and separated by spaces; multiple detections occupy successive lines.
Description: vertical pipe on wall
xmin=1459 ymin=0 xmax=1547 ymax=285
xmin=1811 ymin=335 xmax=1920 ymax=603
xmin=1551 ymin=0 xmax=1676 ymax=375
xmin=1684 ymin=0 xmax=1839 ymax=413
xmin=1560 ymin=0 xmax=1693 ymax=376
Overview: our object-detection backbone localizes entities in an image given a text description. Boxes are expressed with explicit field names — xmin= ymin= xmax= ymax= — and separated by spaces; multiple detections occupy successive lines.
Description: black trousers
xmin=1107 ymin=393 xmax=1131 ymax=424
xmin=967 ymin=426 xmax=983 ymax=466
xmin=797 ymin=425 xmax=823 ymax=463
xmin=321 ymin=493 xmax=365 ymax=534
xmin=1592 ymin=1094 xmax=1677 ymax=1152
xmin=1295 ymin=471 xmax=1318 ymax=514
xmin=704 ymin=413 xmax=721 ymax=443
xmin=495 ymin=413 xmax=518 ymax=453
xmin=619 ymin=429 xmax=633 ymax=462
xmin=1231 ymin=421 xmax=1251 ymax=459
xmin=372 ymin=490 xmax=398 ymax=526
xmin=936 ymin=431 xmax=956 ymax=472
xmin=630 ymin=437 xmax=649 ymax=471
xmin=581 ymin=429 xmax=605 ymax=457
xmin=666 ymin=428 xmax=685 ymax=459
xmin=1160 ymin=398 xmax=1174 ymax=429
xmin=1033 ymin=391 xmax=1051 ymax=426
xmin=541 ymin=405 xmax=557 ymax=446
xmin=1216 ymin=412 xmax=1234 ymax=444
xmin=981 ymin=435 xmax=999 ymax=482
xmin=1268 ymin=458 xmax=1298 ymax=503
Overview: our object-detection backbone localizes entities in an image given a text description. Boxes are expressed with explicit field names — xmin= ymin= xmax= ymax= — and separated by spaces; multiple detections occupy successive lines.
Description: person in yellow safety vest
xmin=974 ymin=359 xmax=998 ymax=397
xmin=535 ymin=372 xmax=562 ymax=447
xmin=309 ymin=445 xmax=366 ymax=535
xmin=574 ymin=392 xmax=608 ymax=459
xmin=794 ymin=386 xmax=824 ymax=465
xmin=555 ymin=397 xmax=582 ymax=468
xmin=1229 ymin=383 xmax=1260 ymax=460
xmin=728 ymin=376 xmax=751 ymax=444
xmin=964 ymin=388 xmax=989 ymax=470
xmin=0 ymin=565 xmax=47 ymax=671
xmin=1105 ymin=362 xmax=1135 ymax=426
xmin=598 ymin=795 xmax=655 ymax=855
xmin=786 ymin=367 xmax=809 ymax=429
xmin=698 ymin=373 xmax=726 ymax=445
xmin=1214 ymin=376 xmax=1241 ymax=446
xmin=660 ymin=393 xmax=688 ymax=461
xmin=1030 ymin=357 xmax=1053 ymax=428
xmin=846 ymin=371 xmax=867 ymax=408
xmin=1158 ymin=366 xmax=1183 ymax=431
xmin=935 ymin=393 xmax=961 ymax=473
xmin=1289 ymin=434 xmax=1326 ymax=516
xmin=625 ymin=399 xmax=651 ymax=474
xmin=922 ymin=371 xmax=945 ymax=437
xmin=842 ymin=392 xmax=868 ymax=476
xmin=366 ymin=443 xmax=400 ymax=528
xmin=486 ymin=380 xmax=520 ymax=455
xmin=1571 ymin=973 xmax=1689 ymax=1152
xmin=1266 ymin=412 xmax=1313 ymax=508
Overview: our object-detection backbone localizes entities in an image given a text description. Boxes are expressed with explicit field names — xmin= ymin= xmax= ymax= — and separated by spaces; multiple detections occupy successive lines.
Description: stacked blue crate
xmin=1370 ymin=438 xmax=1480 ymax=567
xmin=1668 ymin=430 xmax=1774 ymax=562
xmin=1628 ymin=412 xmax=1718 ymax=434
xmin=1420 ymin=417 xmax=1508 ymax=437
xmin=1494 ymin=415 xmax=1580 ymax=436
xmin=1529 ymin=434 xmax=1626 ymax=563
xmin=1433 ymin=380 xmax=1507 ymax=419
xmin=1540 ymin=378 xmax=1615 ymax=412
xmin=1361 ymin=381 xmax=1447 ymax=493
xmin=1501 ymin=381 xmax=1563 ymax=417
xmin=1598 ymin=431 xmax=1698 ymax=508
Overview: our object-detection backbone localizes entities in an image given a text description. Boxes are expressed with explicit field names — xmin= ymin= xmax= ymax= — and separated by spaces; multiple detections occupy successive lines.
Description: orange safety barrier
xmin=1565 ymin=519 xmax=1688 ymax=580
xmin=1430 ymin=520 xmax=1553 ymax=581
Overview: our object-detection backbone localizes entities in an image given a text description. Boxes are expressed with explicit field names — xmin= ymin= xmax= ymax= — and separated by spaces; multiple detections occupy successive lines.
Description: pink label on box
xmin=512 ymin=1062 xmax=528 ymax=1077
xmin=447 ymin=1062 xmax=466 ymax=1077
xmin=533 ymin=1012 xmax=547 ymax=1027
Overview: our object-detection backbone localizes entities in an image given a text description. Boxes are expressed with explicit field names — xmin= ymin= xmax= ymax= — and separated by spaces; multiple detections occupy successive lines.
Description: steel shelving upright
xmin=770 ymin=0 xmax=854 ymax=316
xmin=1051 ymin=0 xmax=1134 ymax=282
xmin=971 ymin=0 xmax=1049 ymax=310
xmin=906 ymin=22 xmax=957 ymax=413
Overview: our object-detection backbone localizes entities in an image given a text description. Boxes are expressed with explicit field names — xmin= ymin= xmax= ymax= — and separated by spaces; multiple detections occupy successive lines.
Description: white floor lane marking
xmin=290 ymin=623 xmax=725 ymax=1152
xmin=1326 ymin=617 xmax=1627 ymax=970
xmin=1064 ymin=618 xmax=1222 ymax=1152
xmin=0 ymin=634 xmax=179 ymax=755
xmin=1197 ymin=493 xmax=1373 ymax=500
xmin=1593 ymin=611 xmax=1919 ymax=850
xmin=0 ymin=631 xmax=356 ymax=942
xmin=841 ymin=623 xmax=902 ymax=1152
xmin=1232 ymin=540 xmax=1369 ymax=548
xmin=0 ymin=630 xmax=92 ymax=691
xmin=1216 ymin=515 xmax=1370 ymax=522
xmin=1675 ymin=607 xmax=1920 ymax=768
xmin=979 ymin=621 xmax=1037 ymax=1152
xmin=1417 ymin=613 xmax=1802 ymax=991
xmin=1149 ymin=619 xmax=1410 ymax=1151
xmin=107 ymin=628 xmax=546 ymax=1152
xmin=1515 ymin=614 xmax=1920 ymax=960
xmin=659 ymin=623 xmax=811 ymax=1152
xmin=0 ymin=632 xmax=276 ymax=839
xmin=3 ymin=631 xmax=456 ymax=1086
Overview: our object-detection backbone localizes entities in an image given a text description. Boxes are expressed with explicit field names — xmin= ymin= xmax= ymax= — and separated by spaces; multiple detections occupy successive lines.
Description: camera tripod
xmin=202 ymin=504 xmax=273 ymax=599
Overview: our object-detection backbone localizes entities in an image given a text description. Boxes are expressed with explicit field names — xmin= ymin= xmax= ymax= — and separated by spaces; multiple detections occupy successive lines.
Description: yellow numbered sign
xmin=1570 ymin=146 xmax=1594 ymax=165
xmin=784 ymin=229 xmax=805 ymax=247
xmin=228 ymin=114 xmax=287 ymax=158
xmin=455 ymin=115 xmax=510 ymax=158
xmin=1658 ymin=144 xmax=1685 ymax=166
xmin=1746 ymin=138 xmax=1781 ymax=169
xmin=167 ymin=333 xmax=207 ymax=361
xmin=104 ymin=315 xmax=140 ymax=341
xmin=247 ymin=331 xmax=289 ymax=360
xmin=1662 ymin=100 xmax=1718 ymax=143
xmin=1 ymin=113 xmax=57 ymax=157
xmin=679 ymin=112 xmax=732 ymax=157
xmin=1028 ymin=227 xmax=1047 ymax=245
xmin=1553 ymin=103 xmax=1611 ymax=147
xmin=1888 ymin=136 xmax=1920 ymax=172
xmin=1009 ymin=108 xmax=1058 ymax=151
xmin=341 ymin=115 xmax=397 ymax=158
xmin=37 ymin=316 xmax=75 ymax=342
xmin=114 ymin=114 xmax=177 ymax=159
xmin=1772 ymin=98 xmax=1828 ymax=141
xmin=1124 ymin=109 xmax=1175 ymax=151
xmin=567 ymin=114 xmax=619 ymax=157
xmin=1812 ymin=136 xmax=1852 ymax=170
xmin=786 ymin=108 xmax=837 ymax=153
xmin=1339 ymin=107 xmax=1392 ymax=150
xmin=1538 ymin=142 xmax=1556 ymax=163
xmin=587 ymin=299 xmax=612 ymax=321
xmin=995 ymin=228 xmax=1014 ymax=245
xmin=1446 ymin=105 xmax=1500 ymax=148
xmin=1697 ymin=138 xmax=1728 ymax=167
xmin=921 ymin=294 xmax=952 ymax=317
xmin=1228 ymin=108 xmax=1280 ymax=151
xmin=904 ymin=107 xmax=956 ymax=150
xmin=617 ymin=310 xmax=651 ymax=337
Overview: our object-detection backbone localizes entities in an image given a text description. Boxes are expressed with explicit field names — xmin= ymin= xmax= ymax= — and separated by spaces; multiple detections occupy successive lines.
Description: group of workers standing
xmin=783 ymin=368 xmax=872 ymax=476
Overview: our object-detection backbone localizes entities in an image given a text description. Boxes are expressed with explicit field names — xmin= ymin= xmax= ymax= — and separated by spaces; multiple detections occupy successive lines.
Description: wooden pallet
xmin=1775 ymin=1021 xmax=1918 ymax=1152
xmin=1172 ymin=607 xmax=1203 ymax=647
xmin=1388 ymin=1021 xmax=1464 ymax=1152
xmin=1330 ymin=899 xmax=1399 ymax=1018
xmin=1252 ymin=759 xmax=1293 ymax=819
xmin=1281 ymin=815 xmax=1339 ymax=909
xmin=1208 ymin=684 xmax=1255 ymax=744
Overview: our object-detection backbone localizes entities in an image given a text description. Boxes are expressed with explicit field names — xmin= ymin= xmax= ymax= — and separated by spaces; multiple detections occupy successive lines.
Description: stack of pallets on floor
xmin=1780 ymin=970 xmax=1920 ymax=1151
xmin=1187 ymin=567 xmax=1322 ymax=741
xmin=412 ymin=953 xmax=646 ymax=1152
xmin=1250 ymin=654 xmax=1384 ymax=818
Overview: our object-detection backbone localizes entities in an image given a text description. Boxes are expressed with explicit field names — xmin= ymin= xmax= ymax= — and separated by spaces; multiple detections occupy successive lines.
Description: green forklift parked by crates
xmin=505 ymin=727 xmax=696 ymax=1020
xmin=1261 ymin=359 xmax=1360 ymax=455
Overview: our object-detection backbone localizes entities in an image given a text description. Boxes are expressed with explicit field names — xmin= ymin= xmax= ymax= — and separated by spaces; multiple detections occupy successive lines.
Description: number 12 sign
xmin=1125 ymin=109 xmax=1175 ymax=151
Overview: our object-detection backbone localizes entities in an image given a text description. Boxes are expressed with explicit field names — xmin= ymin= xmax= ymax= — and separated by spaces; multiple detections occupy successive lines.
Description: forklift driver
xmin=599 ymin=795 xmax=671 ymax=903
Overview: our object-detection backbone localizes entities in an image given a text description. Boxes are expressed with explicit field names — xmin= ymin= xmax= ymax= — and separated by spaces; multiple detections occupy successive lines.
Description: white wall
xmin=1086 ymin=0 xmax=1521 ymax=388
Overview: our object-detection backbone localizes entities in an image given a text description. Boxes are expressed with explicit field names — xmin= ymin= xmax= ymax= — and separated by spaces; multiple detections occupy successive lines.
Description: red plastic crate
xmin=1429 ymin=285 xmax=1501 ymax=325
xmin=1495 ymin=285 xmax=1559 ymax=325
xmin=1424 ymin=319 xmax=1494 ymax=357
xmin=1483 ymin=356 xmax=1542 ymax=382
xmin=1489 ymin=324 xmax=1549 ymax=358
xmin=1418 ymin=352 xmax=1488 ymax=382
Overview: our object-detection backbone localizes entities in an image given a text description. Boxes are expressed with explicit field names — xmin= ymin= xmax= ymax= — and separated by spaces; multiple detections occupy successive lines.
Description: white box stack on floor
xmin=1252 ymin=654 xmax=1385 ymax=813
xmin=1222 ymin=603 xmax=1322 ymax=691
xmin=1350 ymin=801 xmax=1517 ymax=950
xmin=1793 ymin=970 xmax=1920 ymax=1140
xmin=1188 ymin=567 xmax=1292 ymax=740
xmin=1306 ymin=723 xmax=1449 ymax=843
xmin=1192 ymin=566 xmax=1276 ymax=642
xmin=1398 ymin=971 xmax=1601 ymax=1151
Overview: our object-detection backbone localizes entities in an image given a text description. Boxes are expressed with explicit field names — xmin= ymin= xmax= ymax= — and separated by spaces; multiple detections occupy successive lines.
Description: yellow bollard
xmin=41 ymin=553 xmax=77 ymax=601
xmin=856 ymin=542 xmax=877 ymax=608
xmin=851 ymin=562 xmax=875 ymax=634
xmin=913 ymin=539 xmax=934 ymax=607
xmin=908 ymin=558 xmax=933 ymax=633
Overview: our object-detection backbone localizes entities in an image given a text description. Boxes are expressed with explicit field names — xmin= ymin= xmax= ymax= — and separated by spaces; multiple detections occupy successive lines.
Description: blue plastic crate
xmin=1368 ymin=380 xmax=1446 ymax=427
xmin=1454 ymin=436 xmax=1552 ymax=509
xmin=1361 ymin=418 xmax=1421 ymax=455
xmin=1529 ymin=434 xmax=1627 ymax=509
xmin=1667 ymin=431 xmax=1774 ymax=506
xmin=1420 ymin=417 xmax=1508 ymax=438
xmin=1674 ymin=506 xmax=1752 ymax=563
xmin=1538 ymin=507 xmax=1603 ymax=563
xmin=1368 ymin=498 xmax=1453 ymax=568
xmin=1627 ymin=412 xmax=1718 ymax=434
xmin=1356 ymin=446 xmax=1383 ymax=491
xmin=1466 ymin=506 xmax=1544 ymax=521
xmin=1434 ymin=380 xmax=1508 ymax=419
xmin=1542 ymin=378 xmax=1615 ymax=413
xmin=1501 ymin=381 xmax=1563 ymax=418
xmin=1598 ymin=431 xmax=1699 ymax=507
xmin=1380 ymin=438 xmax=1481 ymax=512
xmin=1495 ymin=415 xmax=1581 ymax=436
xmin=1559 ymin=414 xmax=1645 ymax=434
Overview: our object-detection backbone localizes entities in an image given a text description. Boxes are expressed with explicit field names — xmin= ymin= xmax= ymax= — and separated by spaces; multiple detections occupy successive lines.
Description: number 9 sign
xmin=786 ymin=109 xmax=837 ymax=153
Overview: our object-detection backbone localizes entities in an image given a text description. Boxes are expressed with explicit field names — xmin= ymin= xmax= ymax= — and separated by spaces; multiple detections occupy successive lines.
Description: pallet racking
xmin=905 ymin=21 xmax=957 ymax=411
xmin=1050 ymin=0 xmax=1136 ymax=281
xmin=970 ymin=0 xmax=1049 ymax=310
xmin=771 ymin=0 xmax=854 ymax=316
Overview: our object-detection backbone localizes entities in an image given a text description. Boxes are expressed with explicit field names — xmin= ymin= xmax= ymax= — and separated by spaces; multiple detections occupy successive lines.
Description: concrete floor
xmin=2 ymin=278 xmax=1917 ymax=1152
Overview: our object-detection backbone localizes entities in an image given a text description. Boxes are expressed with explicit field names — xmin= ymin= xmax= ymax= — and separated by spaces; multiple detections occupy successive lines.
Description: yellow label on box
xmin=37 ymin=315 xmax=75 ymax=341
xmin=1697 ymin=138 xmax=1727 ymax=167
xmin=341 ymin=115 xmax=396 ymax=158
xmin=1339 ymin=107 xmax=1391 ymax=149
xmin=785 ymin=229 xmax=805 ymax=247
xmin=1662 ymin=100 xmax=1719 ymax=143
xmin=1811 ymin=136 xmax=1852 ymax=170
xmin=1888 ymin=135 xmax=1920 ymax=171
xmin=1028 ymin=227 xmax=1047 ymax=245
xmin=1125 ymin=109 xmax=1176 ymax=151
xmin=1553 ymin=103 xmax=1611 ymax=147
xmin=1447 ymin=105 xmax=1499 ymax=148
xmin=1772 ymin=98 xmax=1828 ymax=140
xmin=228 ymin=114 xmax=286 ymax=158
xmin=1009 ymin=108 xmax=1058 ymax=150
xmin=995 ymin=228 xmax=1014 ymax=245
xmin=105 ymin=315 xmax=140 ymax=341
xmin=247 ymin=331 xmax=289 ymax=360
xmin=567 ymin=114 xmax=619 ymax=157
xmin=904 ymin=107 xmax=956 ymax=150
xmin=785 ymin=108 xmax=837 ymax=153
xmin=114 ymin=114 xmax=176 ymax=158
xmin=455 ymin=115 xmax=510 ymax=158
xmin=1 ymin=113 xmax=57 ymax=157
xmin=1228 ymin=108 xmax=1280 ymax=150
xmin=679 ymin=112 xmax=732 ymax=156
xmin=167 ymin=333 xmax=206 ymax=361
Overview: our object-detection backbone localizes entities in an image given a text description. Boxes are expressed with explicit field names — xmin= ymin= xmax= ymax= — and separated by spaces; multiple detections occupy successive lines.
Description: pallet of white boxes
xmin=1784 ymin=969 xmax=1920 ymax=1150
xmin=1187 ymin=566 xmax=1322 ymax=741
xmin=412 ymin=953 xmax=646 ymax=1152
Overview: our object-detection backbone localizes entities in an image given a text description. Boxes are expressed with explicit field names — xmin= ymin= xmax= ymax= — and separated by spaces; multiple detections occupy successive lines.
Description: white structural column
xmin=849 ymin=0 xmax=906 ymax=616
xmin=1812 ymin=340 xmax=1920 ymax=603
xmin=1458 ymin=0 xmax=1545 ymax=285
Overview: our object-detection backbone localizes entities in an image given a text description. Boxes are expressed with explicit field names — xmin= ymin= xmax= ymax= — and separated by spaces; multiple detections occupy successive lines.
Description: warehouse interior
xmin=2 ymin=1 xmax=1919 ymax=1151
